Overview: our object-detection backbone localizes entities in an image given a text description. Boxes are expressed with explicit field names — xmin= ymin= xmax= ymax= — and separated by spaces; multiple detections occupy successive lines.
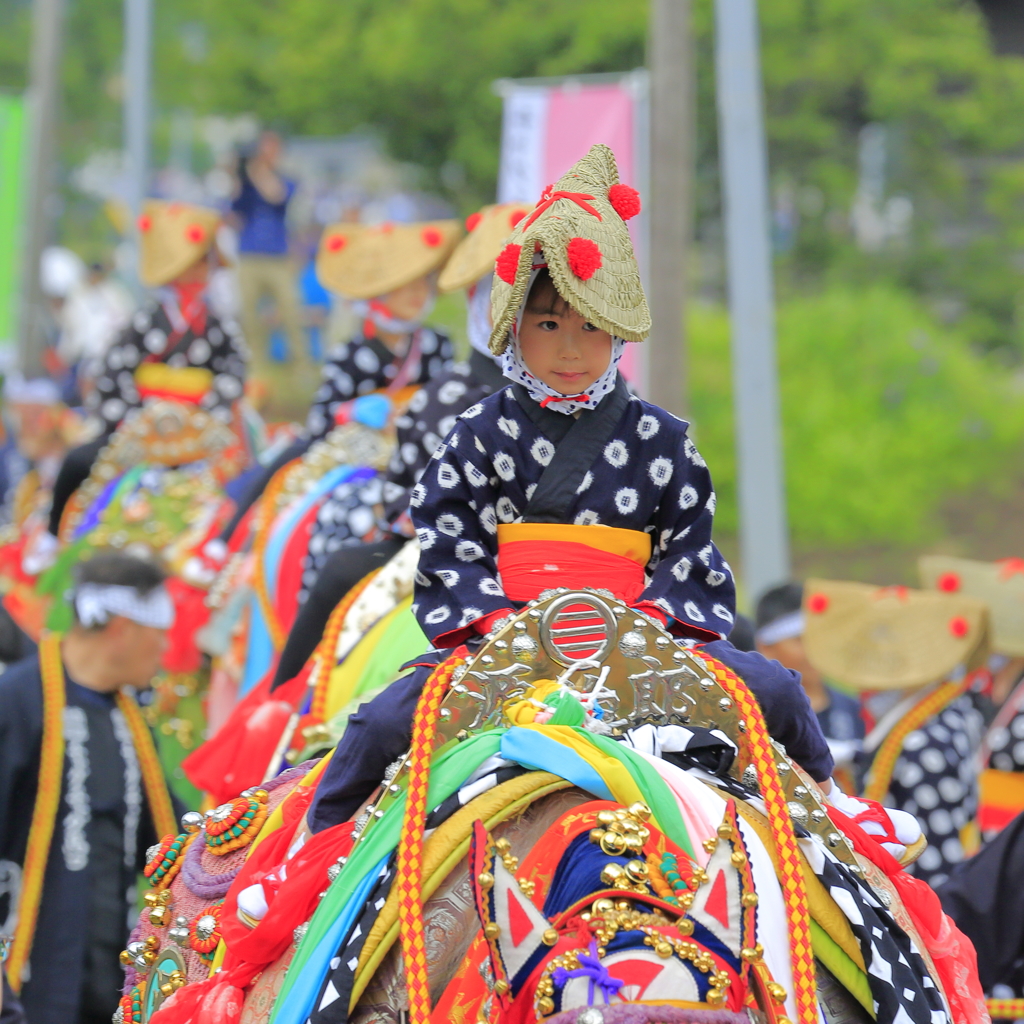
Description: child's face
xmin=518 ymin=300 xmax=612 ymax=394
xmin=380 ymin=275 xmax=432 ymax=322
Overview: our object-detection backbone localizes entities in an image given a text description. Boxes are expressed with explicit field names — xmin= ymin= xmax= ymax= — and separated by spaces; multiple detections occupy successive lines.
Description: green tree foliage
xmin=690 ymin=286 xmax=1024 ymax=547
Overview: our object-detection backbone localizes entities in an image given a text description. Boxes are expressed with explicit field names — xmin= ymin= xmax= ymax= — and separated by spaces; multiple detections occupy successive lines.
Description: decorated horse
xmin=120 ymin=588 xmax=987 ymax=1024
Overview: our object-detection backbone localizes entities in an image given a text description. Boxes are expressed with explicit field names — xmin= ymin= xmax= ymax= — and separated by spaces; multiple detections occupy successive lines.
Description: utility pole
xmin=715 ymin=0 xmax=791 ymax=604
xmin=122 ymin=0 xmax=152 ymax=291
xmin=18 ymin=0 xmax=66 ymax=378
xmin=646 ymin=0 xmax=693 ymax=418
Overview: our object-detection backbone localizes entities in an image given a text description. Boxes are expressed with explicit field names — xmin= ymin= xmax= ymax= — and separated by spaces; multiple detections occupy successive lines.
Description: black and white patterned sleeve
xmin=411 ymin=424 xmax=510 ymax=646
xmin=307 ymin=344 xmax=357 ymax=438
xmin=198 ymin=316 xmax=247 ymax=424
xmin=87 ymin=323 xmax=145 ymax=434
xmin=639 ymin=433 xmax=736 ymax=639
xmin=382 ymin=369 xmax=474 ymax=526
xmin=887 ymin=698 xmax=981 ymax=887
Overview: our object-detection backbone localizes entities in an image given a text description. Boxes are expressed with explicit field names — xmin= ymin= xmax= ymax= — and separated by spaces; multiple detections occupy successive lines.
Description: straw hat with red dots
xmin=801 ymin=578 xmax=989 ymax=691
xmin=488 ymin=143 xmax=649 ymax=356
xmin=315 ymin=220 xmax=461 ymax=299
xmin=137 ymin=200 xmax=224 ymax=288
xmin=919 ymin=555 xmax=1024 ymax=657
xmin=438 ymin=203 xmax=532 ymax=293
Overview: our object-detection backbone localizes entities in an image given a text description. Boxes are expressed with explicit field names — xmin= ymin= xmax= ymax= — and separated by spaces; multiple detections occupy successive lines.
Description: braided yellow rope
xmin=988 ymin=998 xmax=1024 ymax=1019
xmin=396 ymin=653 xmax=466 ymax=1024
xmin=694 ymin=650 xmax=818 ymax=1024
xmin=115 ymin=690 xmax=177 ymax=839
xmin=863 ymin=679 xmax=968 ymax=803
xmin=7 ymin=634 xmax=65 ymax=993
xmin=251 ymin=463 xmax=295 ymax=651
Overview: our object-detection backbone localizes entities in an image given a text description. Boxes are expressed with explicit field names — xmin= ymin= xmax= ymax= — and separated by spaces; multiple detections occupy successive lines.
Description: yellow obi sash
xmin=978 ymin=767 xmax=1024 ymax=834
xmin=134 ymin=362 xmax=215 ymax=403
xmin=496 ymin=523 xmax=651 ymax=604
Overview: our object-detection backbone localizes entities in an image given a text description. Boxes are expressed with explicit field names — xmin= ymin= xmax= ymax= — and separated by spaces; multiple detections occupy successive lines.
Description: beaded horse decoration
xmin=469 ymin=799 xmax=791 ymax=1024
xmin=59 ymin=400 xmax=244 ymax=543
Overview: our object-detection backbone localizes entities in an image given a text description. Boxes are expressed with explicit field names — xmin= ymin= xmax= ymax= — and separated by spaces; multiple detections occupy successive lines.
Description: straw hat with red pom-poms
xmin=138 ymin=200 xmax=224 ymax=288
xmin=919 ymin=555 xmax=1024 ymax=657
xmin=488 ymin=143 xmax=651 ymax=355
xmin=316 ymin=220 xmax=462 ymax=299
xmin=438 ymin=203 xmax=532 ymax=293
xmin=802 ymin=578 xmax=989 ymax=691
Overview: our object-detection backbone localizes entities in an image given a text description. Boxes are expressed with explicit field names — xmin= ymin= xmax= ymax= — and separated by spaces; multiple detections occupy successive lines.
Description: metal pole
xmin=18 ymin=0 xmax=66 ymax=378
xmin=714 ymin=0 xmax=791 ymax=604
xmin=122 ymin=0 xmax=152 ymax=291
xmin=646 ymin=0 xmax=692 ymax=418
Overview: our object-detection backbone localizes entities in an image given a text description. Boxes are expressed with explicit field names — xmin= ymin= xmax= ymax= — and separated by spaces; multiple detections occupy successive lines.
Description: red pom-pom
xmin=509 ymin=209 xmax=526 ymax=228
xmin=379 ymin=221 xmax=394 ymax=234
xmin=422 ymin=227 xmax=443 ymax=247
xmin=566 ymin=237 xmax=602 ymax=280
xmin=185 ymin=224 xmax=206 ymax=244
xmin=938 ymin=572 xmax=961 ymax=593
xmin=807 ymin=592 xmax=829 ymax=614
xmin=949 ymin=616 xmax=970 ymax=638
xmin=465 ymin=212 xmax=483 ymax=232
xmin=325 ymin=233 xmax=346 ymax=253
xmin=608 ymin=183 xmax=641 ymax=220
xmin=137 ymin=215 xmax=152 ymax=233
xmin=495 ymin=243 xmax=521 ymax=284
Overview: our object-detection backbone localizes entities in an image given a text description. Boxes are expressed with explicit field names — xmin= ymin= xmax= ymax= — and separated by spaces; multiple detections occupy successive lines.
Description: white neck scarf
xmin=499 ymin=261 xmax=624 ymax=415
xmin=74 ymin=583 xmax=176 ymax=630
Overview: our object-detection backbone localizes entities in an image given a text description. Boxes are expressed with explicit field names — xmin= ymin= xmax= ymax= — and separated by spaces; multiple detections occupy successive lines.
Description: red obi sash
xmin=496 ymin=523 xmax=651 ymax=605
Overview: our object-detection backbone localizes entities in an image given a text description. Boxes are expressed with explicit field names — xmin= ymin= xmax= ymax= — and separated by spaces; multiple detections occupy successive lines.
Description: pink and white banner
xmin=495 ymin=71 xmax=649 ymax=394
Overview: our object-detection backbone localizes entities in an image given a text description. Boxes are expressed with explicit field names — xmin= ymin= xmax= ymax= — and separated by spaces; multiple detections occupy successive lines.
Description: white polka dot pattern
xmin=410 ymin=386 xmax=735 ymax=644
xmin=884 ymin=696 xmax=983 ymax=885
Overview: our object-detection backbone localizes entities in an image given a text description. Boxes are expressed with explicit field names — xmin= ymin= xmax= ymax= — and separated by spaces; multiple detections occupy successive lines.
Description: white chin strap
xmin=74 ymin=583 xmax=176 ymax=629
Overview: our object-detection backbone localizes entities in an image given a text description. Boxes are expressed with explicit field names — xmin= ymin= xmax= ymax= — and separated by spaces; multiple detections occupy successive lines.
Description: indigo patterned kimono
xmin=410 ymin=375 xmax=737 ymax=647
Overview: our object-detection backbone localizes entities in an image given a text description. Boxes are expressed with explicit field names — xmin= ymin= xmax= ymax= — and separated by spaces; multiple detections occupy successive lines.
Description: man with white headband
xmin=755 ymin=582 xmax=865 ymax=774
xmin=0 ymin=552 xmax=180 ymax=1024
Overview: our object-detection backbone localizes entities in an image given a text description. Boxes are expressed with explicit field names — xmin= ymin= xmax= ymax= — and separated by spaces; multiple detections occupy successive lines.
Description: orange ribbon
xmin=523 ymin=188 xmax=602 ymax=229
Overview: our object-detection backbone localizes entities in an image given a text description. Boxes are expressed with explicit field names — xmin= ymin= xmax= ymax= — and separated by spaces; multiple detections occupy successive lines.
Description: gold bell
xmin=600 ymin=863 xmax=626 ymax=887
xmin=542 ymin=928 xmax=559 ymax=946
xmin=742 ymin=892 xmax=759 ymax=908
xmin=628 ymin=802 xmax=652 ymax=822
xmin=494 ymin=980 xmax=510 ymax=996
xmin=484 ymin=922 xmax=501 ymax=939
xmin=477 ymin=871 xmax=494 ymax=890
xmin=768 ymin=982 xmax=788 ymax=1004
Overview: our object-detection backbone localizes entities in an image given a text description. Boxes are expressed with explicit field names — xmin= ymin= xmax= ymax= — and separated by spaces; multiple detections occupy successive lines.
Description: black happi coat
xmin=0 ymin=657 xmax=163 ymax=1024
xmin=88 ymin=296 xmax=247 ymax=435
xmin=305 ymin=327 xmax=454 ymax=440
xmin=411 ymin=375 xmax=737 ymax=646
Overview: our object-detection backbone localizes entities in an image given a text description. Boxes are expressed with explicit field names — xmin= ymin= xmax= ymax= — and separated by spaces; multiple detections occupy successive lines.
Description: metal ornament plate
xmin=141 ymin=944 xmax=187 ymax=1022
xmin=354 ymin=589 xmax=858 ymax=868
xmin=538 ymin=592 xmax=617 ymax=666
